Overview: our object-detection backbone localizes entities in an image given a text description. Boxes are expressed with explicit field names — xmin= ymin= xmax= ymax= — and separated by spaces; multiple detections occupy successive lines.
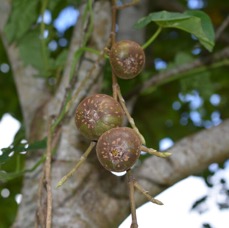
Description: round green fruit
xmin=109 ymin=40 xmax=145 ymax=79
xmin=75 ymin=94 xmax=124 ymax=140
xmin=96 ymin=127 xmax=141 ymax=172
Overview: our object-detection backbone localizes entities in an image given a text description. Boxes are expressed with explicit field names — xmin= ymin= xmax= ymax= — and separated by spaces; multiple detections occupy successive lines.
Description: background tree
xmin=0 ymin=0 xmax=229 ymax=227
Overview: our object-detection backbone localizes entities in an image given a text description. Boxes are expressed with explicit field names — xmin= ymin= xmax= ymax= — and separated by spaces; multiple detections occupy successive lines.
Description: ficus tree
xmin=0 ymin=0 xmax=229 ymax=227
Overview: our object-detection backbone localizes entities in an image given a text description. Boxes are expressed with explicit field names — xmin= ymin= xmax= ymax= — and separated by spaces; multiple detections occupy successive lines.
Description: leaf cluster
xmin=3 ymin=0 xmax=80 ymax=80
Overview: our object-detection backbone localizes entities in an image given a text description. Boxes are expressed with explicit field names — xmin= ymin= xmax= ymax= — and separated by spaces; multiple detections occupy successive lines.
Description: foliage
xmin=0 ymin=40 xmax=21 ymax=121
xmin=135 ymin=10 xmax=215 ymax=51
xmin=0 ymin=0 xmax=229 ymax=227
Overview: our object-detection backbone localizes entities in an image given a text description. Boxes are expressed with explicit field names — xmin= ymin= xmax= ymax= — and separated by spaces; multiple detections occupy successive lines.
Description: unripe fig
xmin=96 ymin=127 xmax=141 ymax=172
xmin=75 ymin=94 xmax=124 ymax=140
xmin=109 ymin=40 xmax=145 ymax=79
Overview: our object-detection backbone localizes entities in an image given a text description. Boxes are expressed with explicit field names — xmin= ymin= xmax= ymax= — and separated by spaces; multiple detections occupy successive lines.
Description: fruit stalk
xmin=56 ymin=141 xmax=96 ymax=188
xmin=141 ymin=145 xmax=172 ymax=158
xmin=127 ymin=169 xmax=138 ymax=228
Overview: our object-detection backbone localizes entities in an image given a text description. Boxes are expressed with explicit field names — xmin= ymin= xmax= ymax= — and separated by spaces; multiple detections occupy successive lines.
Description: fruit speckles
xmin=75 ymin=94 xmax=124 ymax=140
xmin=109 ymin=40 xmax=145 ymax=79
xmin=96 ymin=127 xmax=141 ymax=172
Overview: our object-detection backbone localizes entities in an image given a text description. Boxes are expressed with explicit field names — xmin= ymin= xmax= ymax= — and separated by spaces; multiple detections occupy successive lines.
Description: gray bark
xmin=117 ymin=0 xmax=148 ymax=44
xmin=135 ymin=120 xmax=229 ymax=207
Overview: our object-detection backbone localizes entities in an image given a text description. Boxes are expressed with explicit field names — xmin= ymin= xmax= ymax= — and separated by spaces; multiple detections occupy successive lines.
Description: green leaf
xmin=0 ymin=150 xmax=47 ymax=183
xmin=0 ymin=170 xmax=23 ymax=183
xmin=135 ymin=11 xmax=191 ymax=29
xmin=54 ymin=49 xmax=68 ymax=68
xmin=168 ymin=52 xmax=214 ymax=99
xmin=174 ymin=52 xmax=194 ymax=65
xmin=0 ymin=39 xmax=22 ymax=120
xmin=135 ymin=10 xmax=215 ymax=52
xmin=4 ymin=0 xmax=39 ymax=43
xmin=0 ymin=138 xmax=47 ymax=164
xmin=184 ymin=10 xmax=215 ymax=52
xmin=180 ymin=70 xmax=214 ymax=99
xmin=18 ymin=29 xmax=52 ymax=76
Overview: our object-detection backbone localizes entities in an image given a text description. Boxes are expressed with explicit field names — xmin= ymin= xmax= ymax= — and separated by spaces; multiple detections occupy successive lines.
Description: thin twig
xmin=142 ymin=26 xmax=162 ymax=50
xmin=142 ymin=47 xmax=229 ymax=91
xmin=35 ymin=167 xmax=46 ymax=228
xmin=116 ymin=0 xmax=140 ymax=10
xmin=141 ymin=145 xmax=171 ymax=158
xmin=134 ymin=181 xmax=163 ymax=205
xmin=215 ymin=15 xmax=229 ymax=40
xmin=35 ymin=117 xmax=55 ymax=228
xmin=127 ymin=169 xmax=138 ymax=228
xmin=117 ymin=87 xmax=146 ymax=145
xmin=111 ymin=0 xmax=119 ymax=98
xmin=56 ymin=141 xmax=96 ymax=188
xmin=127 ymin=46 xmax=229 ymax=97
xmin=45 ymin=118 xmax=53 ymax=228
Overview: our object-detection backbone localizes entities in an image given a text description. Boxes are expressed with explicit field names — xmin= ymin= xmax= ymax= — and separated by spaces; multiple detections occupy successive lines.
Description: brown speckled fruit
xmin=75 ymin=94 xmax=124 ymax=140
xmin=96 ymin=127 xmax=141 ymax=172
xmin=109 ymin=40 xmax=145 ymax=79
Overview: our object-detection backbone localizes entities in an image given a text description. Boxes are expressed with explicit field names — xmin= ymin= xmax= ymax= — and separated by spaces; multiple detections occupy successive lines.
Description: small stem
xmin=142 ymin=26 xmax=162 ymax=50
xmin=36 ymin=117 xmax=54 ymax=227
xmin=45 ymin=117 xmax=53 ymax=228
xmin=111 ymin=0 xmax=119 ymax=98
xmin=112 ymin=80 xmax=119 ymax=100
xmin=82 ymin=47 xmax=106 ymax=57
xmin=56 ymin=141 xmax=96 ymax=188
xmin=117 ymin=88 xmax=146 ymax=144
xmin=116 ymin=0 xmax=140 ymax=10
xmin=141 ymin=145 xmax=171 ymax=158
xmin=134 ymin=181 xmax=163 ymax=205
xmin=127 ymin=170 xmax=138 ymax=228
xmin=215 ymin=15 xmax=229 ymax=40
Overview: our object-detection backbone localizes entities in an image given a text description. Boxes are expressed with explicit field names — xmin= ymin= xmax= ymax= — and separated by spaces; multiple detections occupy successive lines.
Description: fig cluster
xmin=75 ymin=40 xmax=145 ymax=172
xmin=75 ymin=93 xmax=141 ymax=172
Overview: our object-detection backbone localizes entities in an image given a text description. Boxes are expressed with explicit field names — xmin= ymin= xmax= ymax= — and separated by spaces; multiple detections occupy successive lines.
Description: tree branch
xmin=135 ymin=119 xmax=229 ymax=207
xmin=143 ymin=46 xmax=229 ymax=89
xmin=127 ymin=46 xmax=229 ymax=98
xmin=215 ymin=15 xmax=229 ymax=40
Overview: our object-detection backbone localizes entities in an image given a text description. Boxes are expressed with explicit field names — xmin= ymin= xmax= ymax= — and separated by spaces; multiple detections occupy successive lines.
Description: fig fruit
xmin=109 ymin=40 xmax=145 ymax=79
xmin=96 ymin=127 xmax=141 ymax=172
xmin=75 ymin=94 xmax=124 ymax=140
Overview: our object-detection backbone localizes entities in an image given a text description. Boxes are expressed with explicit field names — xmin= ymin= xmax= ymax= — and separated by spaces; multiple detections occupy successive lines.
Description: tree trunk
xmin=1 ymin=0 xmax=229 ymax=228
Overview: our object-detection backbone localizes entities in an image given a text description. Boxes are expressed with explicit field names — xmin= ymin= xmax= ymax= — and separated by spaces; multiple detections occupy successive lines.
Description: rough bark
xmin=117 ymin=0 xmax=148 ymax=43
xmin=1 ymin=0 xmax=229 ymax=228
xmin=134 ymin=119 xmax=229 ymax=207
xmin=0 ymin=0 xmax=50 ymax=136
